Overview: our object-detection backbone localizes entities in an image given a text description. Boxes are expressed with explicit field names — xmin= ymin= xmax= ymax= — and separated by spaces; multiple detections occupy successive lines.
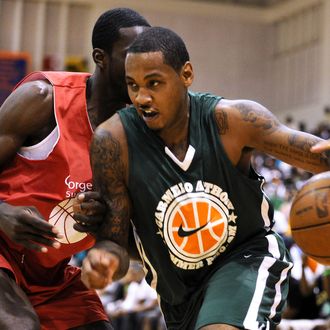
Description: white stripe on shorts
xmin=269 ymin=258 xmax=292 ymax=319
xmin=243 ymin=234 xmax=291 ymax=330
xmin=243 ymin=256 xmax=276 ymax=330
xmin=267 ymin=234 xmax=293 ymax=319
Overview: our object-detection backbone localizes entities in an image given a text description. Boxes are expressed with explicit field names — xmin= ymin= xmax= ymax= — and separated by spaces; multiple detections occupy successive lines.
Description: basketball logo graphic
xmin=49 ymin=198 xmax=87 ymax=244
xmin=171 ymin=199 xmax=226 ymax=256
xmin=315 ymin=190 xmax=328 ymax=218
xmin=159 ymin=183 xmax=237 ymax=269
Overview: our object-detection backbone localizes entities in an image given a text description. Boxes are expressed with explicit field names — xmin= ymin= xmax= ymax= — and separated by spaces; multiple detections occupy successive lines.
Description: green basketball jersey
xmin=118 ymin=91 xmax=276 ymax=324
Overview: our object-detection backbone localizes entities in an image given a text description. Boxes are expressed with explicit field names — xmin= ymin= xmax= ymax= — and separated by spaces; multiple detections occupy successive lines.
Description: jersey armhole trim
xmin=18 ymin=126 xmax=59 ymax=160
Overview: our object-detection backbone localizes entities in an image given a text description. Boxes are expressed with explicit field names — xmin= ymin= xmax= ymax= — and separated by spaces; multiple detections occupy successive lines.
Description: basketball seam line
xmin=291 ymin=221 xmax=329 ymax=230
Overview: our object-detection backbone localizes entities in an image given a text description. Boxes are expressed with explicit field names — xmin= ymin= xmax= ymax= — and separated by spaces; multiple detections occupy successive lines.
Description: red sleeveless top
xmin=0 ymin=72 xmax=109 ymax=328
xmin=0 ymin=71 xmax=95 ymax=269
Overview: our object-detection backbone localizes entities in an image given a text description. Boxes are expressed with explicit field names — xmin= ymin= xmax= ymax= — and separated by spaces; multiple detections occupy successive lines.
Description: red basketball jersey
xmin=0 ymin=72 xmax=109 ymax=328
xmin=0 ymin=71 xmax=95 ymax=269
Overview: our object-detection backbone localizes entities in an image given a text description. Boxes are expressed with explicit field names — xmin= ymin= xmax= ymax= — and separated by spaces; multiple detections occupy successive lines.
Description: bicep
xmin=91 ymin=120 xmax=131 ymax=248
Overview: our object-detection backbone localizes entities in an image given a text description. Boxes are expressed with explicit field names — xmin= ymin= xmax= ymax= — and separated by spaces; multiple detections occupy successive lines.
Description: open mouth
xmin=141 ymin=109 xmax=158 ymax=118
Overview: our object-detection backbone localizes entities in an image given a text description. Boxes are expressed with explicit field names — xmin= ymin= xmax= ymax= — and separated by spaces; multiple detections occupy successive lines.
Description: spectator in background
xmin=278 ymin=251 xmax=330 ymax=330
xmin=284 ymin=252 xmax=325 ymax=320
xmin=106 ymin=261 xmax=164 ymax=330
xmin=285 ymin=115 xmax=298 ymax=130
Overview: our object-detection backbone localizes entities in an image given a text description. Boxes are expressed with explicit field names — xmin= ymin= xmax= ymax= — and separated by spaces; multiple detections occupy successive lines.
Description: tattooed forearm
xmin=264 ymin=141 xmax=323 ymax=164
xmin=214 ymin=109 xmax=228 ymax=135
xmin=288 ymin=133 xmax=320 ymax=152
xmin=287 ymin=133 xmax=328 ymax=167
xmin=235 ymin=101 xmax=280 ymax=134
xmin=91 ymin=127 xmax=130 ymax=245
xmin=263 ymin=137 xmax=328 ymax=170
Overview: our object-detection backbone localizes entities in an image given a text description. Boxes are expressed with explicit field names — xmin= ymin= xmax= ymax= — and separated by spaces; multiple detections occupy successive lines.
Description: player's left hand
xmin=81 ymin=247 xmax=119 ymax=289
xmin=72 ymin=191 xmax=106 ymax=234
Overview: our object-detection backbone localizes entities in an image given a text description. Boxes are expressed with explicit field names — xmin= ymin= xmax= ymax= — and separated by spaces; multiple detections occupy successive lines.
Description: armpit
xmin=18 ymin=126 xmax=59 ymax=160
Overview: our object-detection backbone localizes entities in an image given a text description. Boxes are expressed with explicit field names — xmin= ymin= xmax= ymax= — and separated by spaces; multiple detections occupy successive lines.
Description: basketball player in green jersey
xmin=80 ymin=27 xmax=330 ymax=329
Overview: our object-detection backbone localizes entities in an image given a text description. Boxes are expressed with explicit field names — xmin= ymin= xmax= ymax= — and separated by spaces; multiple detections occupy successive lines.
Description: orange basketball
xmin=289 ymin=171 xmax=330 ymax=265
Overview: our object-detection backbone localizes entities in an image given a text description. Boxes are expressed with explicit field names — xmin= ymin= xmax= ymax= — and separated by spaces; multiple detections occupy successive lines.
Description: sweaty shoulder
xmin=0 ymin=80 xmax=55 ymax=166
xmin=96 ymin=113 xmax=126 ymax=138
xmin=0 ymin=80 xmax=54 ymax=135
xmin=215 ymin=98 xmax=267 ymax=118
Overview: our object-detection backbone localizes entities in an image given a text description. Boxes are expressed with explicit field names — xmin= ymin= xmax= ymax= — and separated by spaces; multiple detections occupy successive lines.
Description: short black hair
xmin=128 ymin=27 xmax=190 ymax=72
xmin=92 ymin=8 xmax=150 ymax=54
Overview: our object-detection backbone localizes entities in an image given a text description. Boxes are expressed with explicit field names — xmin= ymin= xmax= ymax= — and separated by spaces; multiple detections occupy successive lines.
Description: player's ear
xmin=92 ymin=48 xmax=107 ymax=69
xmin=181 ymin=61 xmax=194 ymax=87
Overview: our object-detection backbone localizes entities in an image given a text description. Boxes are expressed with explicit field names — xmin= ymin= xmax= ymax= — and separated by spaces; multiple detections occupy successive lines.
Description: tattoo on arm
xmin=288 ymin=133 xmax=328 ymax=166
xmin=214 ymin=109 xmax=228 ymax=135
xmin=263 ymin=133 xmax=328 ymax=168
xmin=235 ymin=102 xmax=280 ymax=135
xmin=288 ymin=133 xmax=319 ymax=152
xmin=91 ymin=129 xmax=130 ymax=246
xmin=233 ymin=101 xmax=328 ymax=170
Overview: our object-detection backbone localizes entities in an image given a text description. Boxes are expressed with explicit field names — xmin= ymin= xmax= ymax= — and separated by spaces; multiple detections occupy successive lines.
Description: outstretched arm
xmin=216 ymin=99 xmax=329 ymax=174
xmin=81 ymin=114 xmax=131 ymax=289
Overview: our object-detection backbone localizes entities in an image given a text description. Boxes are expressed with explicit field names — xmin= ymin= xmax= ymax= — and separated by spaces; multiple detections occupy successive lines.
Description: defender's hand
xmin=72 ymin=191 xmax=106 ymax=234
xmin=0 ymin=203 xmax=62 ymax=252
xmin=81 ymin=248 xmax=119 ymax=289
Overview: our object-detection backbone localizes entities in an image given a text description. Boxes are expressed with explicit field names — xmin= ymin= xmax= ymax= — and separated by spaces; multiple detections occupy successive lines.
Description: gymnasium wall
xmin=0 ymin=0 xmax=328 ymax=130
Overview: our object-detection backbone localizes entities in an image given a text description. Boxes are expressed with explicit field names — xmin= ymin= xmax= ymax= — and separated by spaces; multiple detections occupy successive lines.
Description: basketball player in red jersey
xmin=0 ymin=8 xmax=150 ymax=330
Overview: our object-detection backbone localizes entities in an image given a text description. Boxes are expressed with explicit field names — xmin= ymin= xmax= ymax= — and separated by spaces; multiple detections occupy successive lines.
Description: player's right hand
xmin=0 ymin=202 xmax=62 ymax=252
xmin=81 ymin=247 xmax=119 ymax=289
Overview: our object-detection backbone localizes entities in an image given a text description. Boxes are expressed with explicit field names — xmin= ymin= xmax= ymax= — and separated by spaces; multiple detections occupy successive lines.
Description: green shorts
xmin=195 ymin=232 xmax=292 ymax=329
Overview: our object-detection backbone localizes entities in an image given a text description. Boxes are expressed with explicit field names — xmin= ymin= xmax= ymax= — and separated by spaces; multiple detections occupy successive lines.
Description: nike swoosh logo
xmin=178 ymin=222 xmax=208 ymax=237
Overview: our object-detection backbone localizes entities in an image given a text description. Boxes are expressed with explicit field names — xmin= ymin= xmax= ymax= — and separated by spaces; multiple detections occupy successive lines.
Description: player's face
xmin=125 ymin=51 xmax=193 ymax=132
xmin=108 ymin=26 xmax=148 ymax=103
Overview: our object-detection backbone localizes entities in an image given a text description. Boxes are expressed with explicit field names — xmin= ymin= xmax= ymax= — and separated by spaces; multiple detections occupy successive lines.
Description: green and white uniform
xmin=118 ymin=91 xmax=292 ymax=330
